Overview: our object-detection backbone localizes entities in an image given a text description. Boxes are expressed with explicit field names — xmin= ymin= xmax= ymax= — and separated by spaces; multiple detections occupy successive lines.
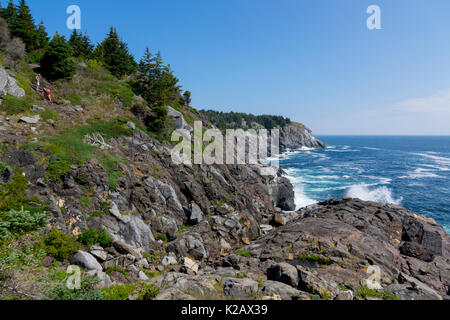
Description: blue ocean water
xmin=277 ymin=136 xmax=450 ymax=233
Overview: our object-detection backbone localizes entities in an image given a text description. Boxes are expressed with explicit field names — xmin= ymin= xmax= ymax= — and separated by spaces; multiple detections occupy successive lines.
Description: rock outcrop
xmin=0 ymin=66 xmax=25 ymax=98
xmin=279 ymin=122 xmax=325 ymax=152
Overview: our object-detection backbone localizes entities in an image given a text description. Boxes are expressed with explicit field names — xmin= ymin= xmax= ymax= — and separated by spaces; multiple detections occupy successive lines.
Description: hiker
xmin=35 ymin=74 xmax=40 ymax=92
xmin=43 ymin=87 xmax=52 ymax=102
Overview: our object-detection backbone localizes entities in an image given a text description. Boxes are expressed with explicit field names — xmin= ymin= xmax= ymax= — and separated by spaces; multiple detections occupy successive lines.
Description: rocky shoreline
xmin=0 ymin=70 xmax=448 ymax=300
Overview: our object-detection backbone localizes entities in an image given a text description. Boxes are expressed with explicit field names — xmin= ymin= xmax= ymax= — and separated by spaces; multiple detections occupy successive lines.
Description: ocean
xmin=276 ymin=136 xmax=450 ymax=233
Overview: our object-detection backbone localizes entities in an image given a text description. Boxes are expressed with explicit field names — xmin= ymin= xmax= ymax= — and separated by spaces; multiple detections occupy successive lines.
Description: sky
xmin=15 ymin=0 xmax=450 ymax=135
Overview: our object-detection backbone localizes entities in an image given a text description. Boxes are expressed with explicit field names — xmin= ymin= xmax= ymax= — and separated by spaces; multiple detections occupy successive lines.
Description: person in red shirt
xmin=43 ymin=87 xmax=52 ymax=102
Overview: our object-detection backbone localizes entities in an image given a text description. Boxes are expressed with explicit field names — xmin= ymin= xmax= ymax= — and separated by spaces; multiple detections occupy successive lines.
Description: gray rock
xmin=86 ymin=270 xmax=113 ymax=288
xmin=189 ymin=202 xmax=204 ymax=225
xmin=223 ymin=278 xmax=259 ymax=299
xmin=71 ymin=251 xmax=103 ymax=271
xmin=162 ymin=256 xmax=178 ymax=266
xmin=0 ymin=67 xmax=25 ymax=98
xmin=90 ymin=246 xmax=108 ymax=262
xmin=31 ymin=105 xmax=45 ymax=112
xmin=267 ymin=263 xmax=299 ymax=288
xmin=334 ymin=290 xmax=354 ymax=300
xmin=126 ymin=121 xmax=136 ymax=130
xmin=167 ymin=106 xmax=192 ymax=131
xmin=260 ymin=280 xmax=302 ymax=300
xmin=19 ymin=115 xmax=40 ymax=124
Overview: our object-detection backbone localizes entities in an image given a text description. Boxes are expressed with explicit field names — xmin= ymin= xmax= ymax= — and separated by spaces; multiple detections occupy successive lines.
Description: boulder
xmin=400 ymin=242 xmax=435 ymax=262
xmin=71 ymin=251 xmax=103 ymax=271
xmin=0 ymin=67 xmax=25 ymax=98
xmin=189 ymin=202 xmax=204 ymax=225
xmin=223 ymin=278 xmax=259 ymax=299
xmin=19 ymin=115 xmax=40 ymax=124
xmin=267 ymin=263 xmax=299 ymax=288
xmin=260 ymin=280 xmax=302 ymax=300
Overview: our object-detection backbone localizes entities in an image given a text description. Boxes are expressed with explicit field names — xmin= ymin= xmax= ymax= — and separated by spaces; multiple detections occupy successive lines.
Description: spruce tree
xmin=0 ymin=0 xmax=17 ymax=28
xmin=69 ymin=29 xmax=93 ymax=59
xmin=41 ymin=32 xmax=75 ymax=80
xmin=133 ymin=48 xmax=181 ymax=132
xmin=94 ymin=27 xmax=137 ymax=78
xmin=14 ymin=0 xmax=38 ymax=51
xmin=36 ymin=20 xmax=48 ymax=49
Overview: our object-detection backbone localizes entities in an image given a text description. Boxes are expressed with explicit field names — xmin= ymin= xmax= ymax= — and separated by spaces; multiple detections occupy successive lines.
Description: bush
xmin=0 ymin=207 xmax=48 ymax=241
xmin=0 ymin=166 xmax=39 ymax=211
xmin=49 ymin=275 xmax=103 ymax=300
xmin=42 ymin=228 xmax=83 ymax=260
xmin=78 ymin=228 xmax=113 ymax=248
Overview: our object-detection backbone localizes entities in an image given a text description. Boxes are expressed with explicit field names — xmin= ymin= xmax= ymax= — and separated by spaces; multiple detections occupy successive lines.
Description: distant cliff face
xmin=279 ymin=122 xmax=325 ymax=152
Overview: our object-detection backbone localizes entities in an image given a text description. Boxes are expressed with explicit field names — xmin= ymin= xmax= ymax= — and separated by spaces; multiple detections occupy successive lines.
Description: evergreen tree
xmin=41 ymin=32 xmax=75 ymax=80
xmin=183 ymin=91 xmax=192 ymax=107
xmin=94 ymin=27 xmax=137 ymax=78
xmin=36 ymin=20 xmax=48 ymax=48
xmin=13 ymin=0 xmax=38 ymax=51
xmin=0 ymin=0 xmax=17 ymax=27
xmin=133 ymin=48 xmax=181 ymax=131
xmin=69 ymin=29 xmax=93 ymax=59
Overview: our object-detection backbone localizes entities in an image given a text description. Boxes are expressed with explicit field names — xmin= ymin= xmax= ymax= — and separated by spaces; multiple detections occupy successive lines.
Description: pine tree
xmin=69 ymin=29 xmax=93 ymax=59
xmin=41 ymin=32 xmax=75 ymax=80
xmin=94 ymin=27 xmax=137 ymax=78
xmin=13 ymin=0 xmax=38 ymax=51
xmin=36 ymin=20 xmax=48 ymax=49
xmin=0 ymin=0 xmax=17 ymax=28
xmin=133 ymin=48 xmax=181 ymax=132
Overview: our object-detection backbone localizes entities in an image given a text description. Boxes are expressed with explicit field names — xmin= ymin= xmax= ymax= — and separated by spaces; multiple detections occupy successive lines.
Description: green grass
xmin=38 ymin=117 xmax=132 ymax=187
xmin=297 ymin=253 xmax=332 ymax=266
xmin=40 ymin=107 xmax=60 ymax=122
xmin=101 ymin=283 xmax=159 ymax=301
xmin=0 ymin=94 xmax=33 ymax=115
xmin=357 ymin=286 xmax=400 ymax=300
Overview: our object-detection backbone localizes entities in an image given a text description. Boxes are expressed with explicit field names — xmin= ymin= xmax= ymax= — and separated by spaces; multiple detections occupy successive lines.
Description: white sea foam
xmin=346 ymin=185 xmax=403 ymax=205
xmin=399 ymin=168 xmax=442 ymax=179
xmin=293 ymin=184 xmax=317 ymax=209
xmin=412 ymin=153 xmax=450 ymax=166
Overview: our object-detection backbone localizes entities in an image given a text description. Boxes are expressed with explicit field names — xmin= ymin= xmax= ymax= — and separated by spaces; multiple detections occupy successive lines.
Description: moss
xmin=154 ymin=233 xmax=168 ymax=243
xmin=237 ymin=250 xmax=252 ymax=257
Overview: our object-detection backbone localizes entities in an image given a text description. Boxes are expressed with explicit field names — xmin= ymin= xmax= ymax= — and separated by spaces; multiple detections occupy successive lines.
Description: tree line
xmin=200 ymin=110 xmax=291 ymax=131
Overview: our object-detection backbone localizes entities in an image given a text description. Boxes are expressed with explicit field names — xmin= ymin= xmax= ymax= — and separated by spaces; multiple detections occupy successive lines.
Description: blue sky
xmin=17 ymin=0 xmax=450 ymax=135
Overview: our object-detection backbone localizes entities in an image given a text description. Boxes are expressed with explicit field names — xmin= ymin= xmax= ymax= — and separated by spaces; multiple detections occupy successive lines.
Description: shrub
xmin=0 ymin=207 xmax=48 ymax=241
xmin=0 ymin=167 xmax=38 ymax=211
xmin=49 ymin=275 xmax=103 ymax=300
xmin=42 ymin=228 xmax=83 ymax=261
xmin=78 ymin=228 xmax=113 ymax=248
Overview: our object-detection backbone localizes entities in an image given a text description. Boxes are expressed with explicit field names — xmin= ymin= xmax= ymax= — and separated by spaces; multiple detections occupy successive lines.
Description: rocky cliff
xmin=280 ymin=122 xmax=326 ymax=151
xmin=0 ymin=64 xmax=448 ymax=301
